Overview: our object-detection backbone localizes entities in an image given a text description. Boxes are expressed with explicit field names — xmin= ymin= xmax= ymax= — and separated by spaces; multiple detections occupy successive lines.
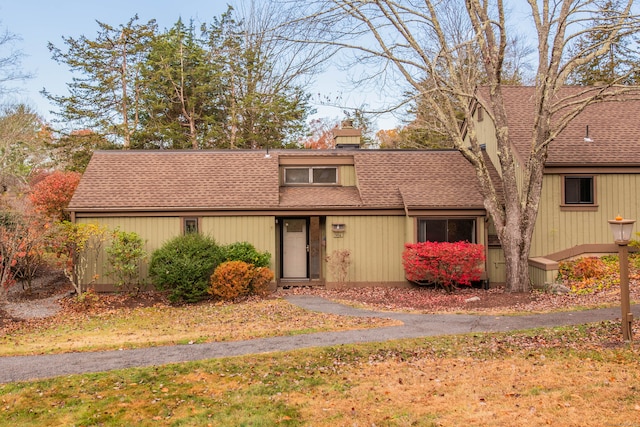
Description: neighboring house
xmin=472 ymin=86 xmax=640 ymax=286
xmin=68 ymin=127 xmax=491 ymax=291
xmin=68 ymin=86 xmax=640 ymax=292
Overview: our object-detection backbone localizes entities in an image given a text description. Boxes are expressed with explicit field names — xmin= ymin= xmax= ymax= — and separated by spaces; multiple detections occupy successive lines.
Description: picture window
xmin=418 ymin=218 xmax=476 ymax=243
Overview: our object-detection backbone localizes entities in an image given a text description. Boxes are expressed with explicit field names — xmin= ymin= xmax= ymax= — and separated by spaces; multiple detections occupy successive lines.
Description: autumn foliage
xmin=209 ymin=260 xmax=274 ymax=301
xmin=402 ymin=241 xmax=485 ymax=290
xmin=49 ymin=221 xmax=109 ymax=295
xmin=0 ymin=210 xmax=54 ymax=300
xmin=301 ymin=117 xmax=337 ymax=149
xmin=29 ymin=171 xmax=81 ymax=221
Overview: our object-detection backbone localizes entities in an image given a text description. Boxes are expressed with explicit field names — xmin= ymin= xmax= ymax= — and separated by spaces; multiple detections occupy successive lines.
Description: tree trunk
xmin=502 ymin=237 xmax=531 ymax=293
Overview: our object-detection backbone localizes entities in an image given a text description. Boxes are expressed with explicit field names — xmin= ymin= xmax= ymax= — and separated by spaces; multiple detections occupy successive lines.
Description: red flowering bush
xmin=402 ymin=241 xmax=485 ymax=290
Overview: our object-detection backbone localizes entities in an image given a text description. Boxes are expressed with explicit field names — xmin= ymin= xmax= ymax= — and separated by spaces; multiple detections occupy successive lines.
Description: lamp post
xmin=608 ymin=217 xmax=636 ymax=341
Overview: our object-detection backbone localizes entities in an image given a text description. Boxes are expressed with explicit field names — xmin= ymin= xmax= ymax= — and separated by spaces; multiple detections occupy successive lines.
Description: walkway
xmin=1 ymin=296 xmax=637 ymax=383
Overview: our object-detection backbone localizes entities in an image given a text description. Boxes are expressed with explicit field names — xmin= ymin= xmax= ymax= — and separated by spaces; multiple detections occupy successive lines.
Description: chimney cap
xmin=332 ymin=128 xmax=362 ymax=138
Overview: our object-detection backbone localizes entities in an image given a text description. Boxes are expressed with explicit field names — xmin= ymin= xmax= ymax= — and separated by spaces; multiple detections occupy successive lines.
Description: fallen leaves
xmin=281 ymin=279 xmax=639 ymax=315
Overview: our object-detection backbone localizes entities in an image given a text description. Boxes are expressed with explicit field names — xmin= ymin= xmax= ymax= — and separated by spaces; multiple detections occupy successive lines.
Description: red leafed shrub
xmin=402 ymin=241 xmax=485 ymax=290
xmin=209 ymin=261 xmax=274 ymax=301
xmin=29 ymin=171 xmax=82 ymax=221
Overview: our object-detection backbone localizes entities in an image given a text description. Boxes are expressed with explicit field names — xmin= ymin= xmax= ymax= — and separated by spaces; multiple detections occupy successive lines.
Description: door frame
xmin=279 ymin=217 xmax=310 ymax=280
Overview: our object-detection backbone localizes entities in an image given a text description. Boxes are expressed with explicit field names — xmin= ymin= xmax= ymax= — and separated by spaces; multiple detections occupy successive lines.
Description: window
xmin=313 ymin=167 xmax=337 ymax=183
xmin=284 ymin=168 xmax=310 ymax=184
xmin=418 ymin=218 xmax=476 ymax=243
xmin=284 ymin=167 xmax=337 ymax=185
xmin=564 ymin=176 xmax=594 ymax=205
xmin=183 ymin=217 xmax=199 ymax=234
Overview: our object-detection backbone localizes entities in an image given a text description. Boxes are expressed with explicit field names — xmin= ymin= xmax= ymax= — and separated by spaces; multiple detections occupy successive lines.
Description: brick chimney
xmin=333 ymin=119 xmax=362 ymax=149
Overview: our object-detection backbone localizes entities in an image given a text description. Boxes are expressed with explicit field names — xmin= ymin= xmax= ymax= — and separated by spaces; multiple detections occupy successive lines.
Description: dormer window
xmin=284 ymin=167 xmax=337 ymax=185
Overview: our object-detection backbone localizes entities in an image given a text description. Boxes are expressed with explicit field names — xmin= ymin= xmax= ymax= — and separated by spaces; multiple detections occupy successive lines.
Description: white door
xmin=283 ymin=219 xmax=308 ymax=278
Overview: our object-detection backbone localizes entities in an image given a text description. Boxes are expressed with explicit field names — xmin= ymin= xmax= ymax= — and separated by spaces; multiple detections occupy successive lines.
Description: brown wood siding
xmin=325 ymin=215 xmax=407 ymax=283
xmin=532 ymin=173 xmax=640 ymax=258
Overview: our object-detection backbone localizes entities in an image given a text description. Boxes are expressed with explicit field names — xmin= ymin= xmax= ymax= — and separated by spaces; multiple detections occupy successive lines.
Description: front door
xmin=282 ymin=218 xmax=308 ymax=278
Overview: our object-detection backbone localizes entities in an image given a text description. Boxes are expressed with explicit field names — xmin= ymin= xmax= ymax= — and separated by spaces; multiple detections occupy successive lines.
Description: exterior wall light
xmin=608 ymin=216 xmax=635 ymax=341
xmin=332 ymin=223 xmax=345 ymax=238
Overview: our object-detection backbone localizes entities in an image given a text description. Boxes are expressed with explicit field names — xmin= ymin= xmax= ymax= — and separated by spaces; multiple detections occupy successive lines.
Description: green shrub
xmin=209 ymin=260 xmax=274 ymax=301
xmin=105 ymin=230 xmax=147 ymax=294
xmin=222 ymin=242 xmax=271 ymax=267
xmin=149 ymin=233 xmax=224 ymax=303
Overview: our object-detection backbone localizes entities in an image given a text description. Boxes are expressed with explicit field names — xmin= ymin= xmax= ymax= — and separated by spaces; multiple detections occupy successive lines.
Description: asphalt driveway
xmin=0 ymin=295 xmax=637 ymax=383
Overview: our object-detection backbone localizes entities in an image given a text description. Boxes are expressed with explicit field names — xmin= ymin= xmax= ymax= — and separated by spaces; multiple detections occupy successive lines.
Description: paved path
xmin=1 ymin=296 xmax=638 ymax=383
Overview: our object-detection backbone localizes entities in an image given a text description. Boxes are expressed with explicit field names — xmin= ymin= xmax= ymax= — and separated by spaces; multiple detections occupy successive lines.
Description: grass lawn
xmin=0 ymin=298 xmax=400 ymax=356
xmin=0 ymin=321 xmax=638 ymax=426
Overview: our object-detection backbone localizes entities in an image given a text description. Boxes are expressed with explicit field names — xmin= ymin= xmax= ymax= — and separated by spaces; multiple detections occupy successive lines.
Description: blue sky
xmin=0 ymin=0 xmax=397 ymax=129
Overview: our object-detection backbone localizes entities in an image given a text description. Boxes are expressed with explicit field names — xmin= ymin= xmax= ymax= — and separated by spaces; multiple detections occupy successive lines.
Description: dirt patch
xmin=0 ymin=270 xmax=170 ymax=332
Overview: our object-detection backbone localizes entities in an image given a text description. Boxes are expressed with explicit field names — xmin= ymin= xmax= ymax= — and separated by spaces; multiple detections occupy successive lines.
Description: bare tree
xmin=202 ymin=2 xmax=335 ymax=149
xmin=285 ymin=0 xmax=640 ymax=292
xmin=0 ymin=104 xmax=48 ymax=192
xmin=0 ymin=23 xmax=32 ymax=100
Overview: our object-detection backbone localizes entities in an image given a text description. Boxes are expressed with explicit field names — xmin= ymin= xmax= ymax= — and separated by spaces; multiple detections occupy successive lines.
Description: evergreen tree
xmin=567 ymin=0 xmax=640 ymax=85
xmin=44 ymin=16 xmax=157 ymax=148
xmin=134 ymin=20 xmax=221 ymax=149
xmin=202 ymin=6 xmax=311 ymax=149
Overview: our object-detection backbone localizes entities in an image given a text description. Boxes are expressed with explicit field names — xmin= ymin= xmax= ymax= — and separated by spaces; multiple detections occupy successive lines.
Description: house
xmin=472 ymin=86 xmax=640 ymax=286
xmin=68 ymin=128 xmax=492 ymax=291
xmin=68 ymin=86 xmax=640 ymax=292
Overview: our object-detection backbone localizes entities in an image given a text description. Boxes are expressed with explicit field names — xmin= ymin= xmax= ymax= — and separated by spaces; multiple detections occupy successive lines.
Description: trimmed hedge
xmin=149 ymin=233 xmax=224 ymax=303
xmin=222 ymin=242 xmax=271 ymax=268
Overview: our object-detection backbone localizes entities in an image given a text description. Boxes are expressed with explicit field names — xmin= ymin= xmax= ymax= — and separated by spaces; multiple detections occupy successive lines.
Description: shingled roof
xmin=354 ymin=151 xmax=485 ymax=209
xmin=69 ymin=149 xmax=486 ymax=213
xmin=69 ymin=151 xmax=280 ymax=211
xmin=477 ymin=86 xmax=640 ymax=167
